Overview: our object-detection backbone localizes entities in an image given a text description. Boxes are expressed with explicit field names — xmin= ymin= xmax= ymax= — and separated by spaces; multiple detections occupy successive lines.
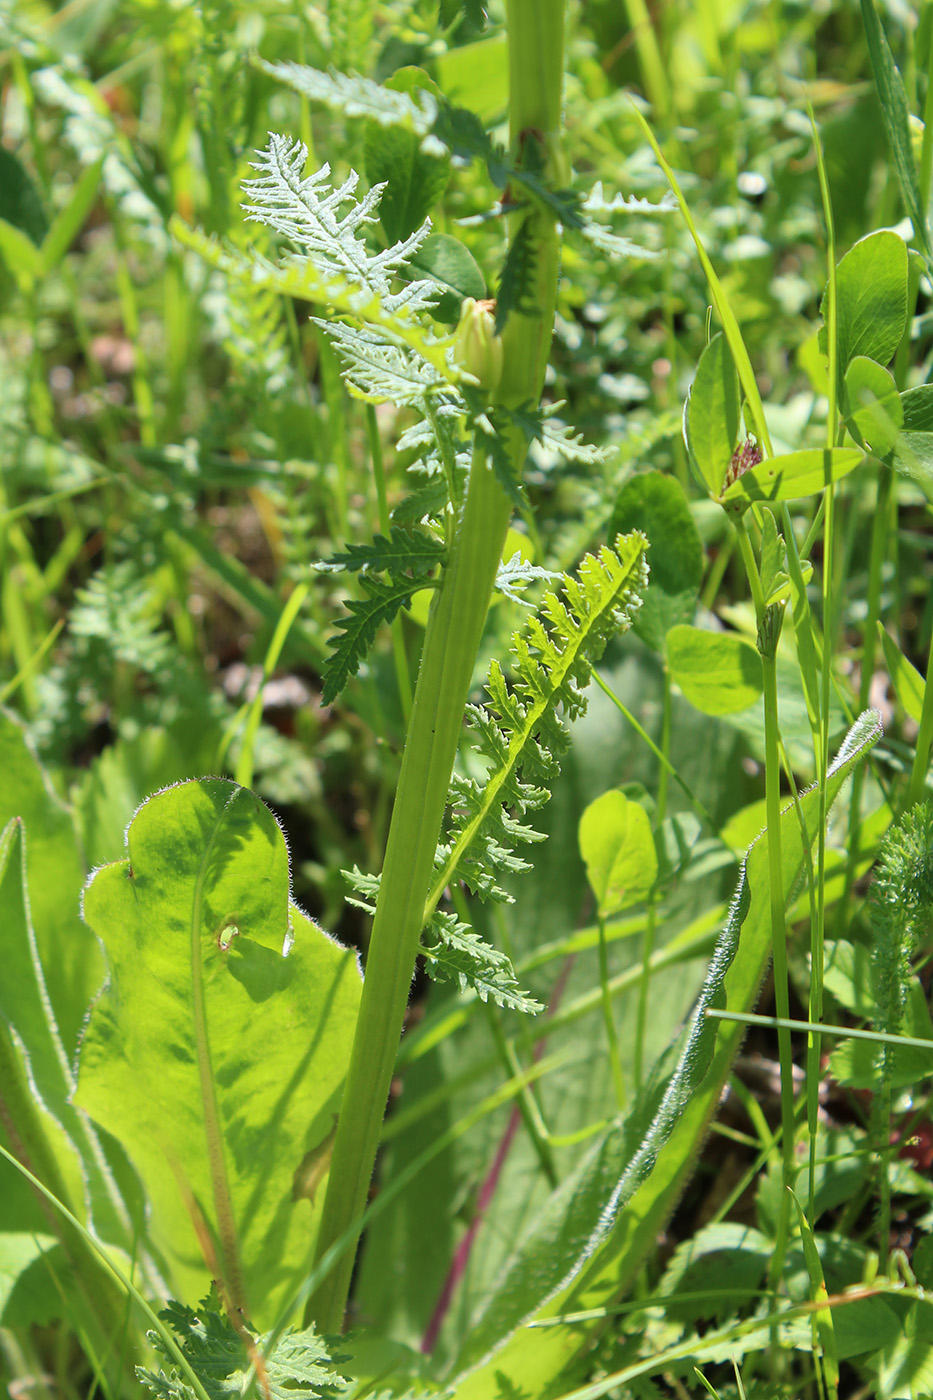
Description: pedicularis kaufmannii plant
xmin=9 ymin=0 xmax=933 ymax=1395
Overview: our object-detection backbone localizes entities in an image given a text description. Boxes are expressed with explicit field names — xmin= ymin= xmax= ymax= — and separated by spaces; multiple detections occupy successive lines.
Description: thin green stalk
xmin=634 ymin=667 xmax=671 ymax=1090
xmin=620 ymin=0 xmax=671 ymax=121
xmin=366 ymin=403 xmax=412 ymax=723
xmin=734 ymin=516 xmax=795 ymax=1288
xmin=307 ymin=0 xmax=565 ymax=1333
xmin=598 ymin=913 xmax=626 ymax=1110
xmin=804 ymin=110 xmax=838 ymax=1217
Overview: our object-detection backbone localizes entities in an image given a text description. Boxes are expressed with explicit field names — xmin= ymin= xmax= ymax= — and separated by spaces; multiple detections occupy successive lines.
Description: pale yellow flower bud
xmin=453 ymin=297 xmax=503 ymax=391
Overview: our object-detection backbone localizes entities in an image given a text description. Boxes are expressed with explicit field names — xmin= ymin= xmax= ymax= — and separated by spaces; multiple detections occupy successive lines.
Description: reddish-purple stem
xmin=420 ymin=958 xmax=574 ymax=1353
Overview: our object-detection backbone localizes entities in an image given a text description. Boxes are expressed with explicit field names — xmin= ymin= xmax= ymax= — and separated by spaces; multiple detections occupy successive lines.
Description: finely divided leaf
xmin=322 ymin=574 xmax=433 ymax=705
xmin=321 ymin=526 xmax=446 ymax=577
xmin=139 ymin=1289 xmax=348 ymax=1400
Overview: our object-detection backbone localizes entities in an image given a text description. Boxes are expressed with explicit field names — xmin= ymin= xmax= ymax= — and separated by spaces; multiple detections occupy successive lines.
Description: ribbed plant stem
xmin=306 ymin=0 xmax=565 ymax=1334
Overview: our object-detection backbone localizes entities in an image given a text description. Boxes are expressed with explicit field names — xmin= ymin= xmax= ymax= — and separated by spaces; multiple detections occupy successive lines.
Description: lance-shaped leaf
xmin=75 ymin=780 xmax=362 ymax=1326
xmin=0 ymin=817 xmax=139 ymax=1252
xmin=449 ymin=710 xmax=882 ymax=1392
xmin=0 ymin=709 xmax=104 ymax=1054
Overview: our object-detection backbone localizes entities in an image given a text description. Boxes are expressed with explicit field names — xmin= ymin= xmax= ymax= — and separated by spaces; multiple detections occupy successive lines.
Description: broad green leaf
xmin=666 ymin=625 xmax=762 ymax=715
xmin=0 ymin=710 xmax=104 ymax=1053
xmin=0 ymin=1234 xmax=59 ymax=1326
xmin=684 ymin=333 xmax=741 ymax=496
xmin=721 ymin=446 xmax=863 ymax=511
xmin=75 ymin=780 xmax=362 ymax=1325
xmin=435 ymin=35 xmax=508 ymax=123
xmin=406 ymin=233 xmax=486 ymax=323
xmin=609 ymin=471 xmax=703 ymax=653
xmin=0 ymin=217 xmax=41 ymax=291
xmin=579 ymin=791 xmax=657 ymax=917
xmin=878 ymin=623 xmax=925 ymax=724
xmin=844 ymin=355 xmax=902 ymax=457
xmin=656 ymin=1222 xmax=770 ymax=1324
xmin=894 ymin=383 xmax=933 ymax=498
xmin=364 ymin=70 xmax=451 ymax=245
xmin=0 ymin=148 xmax=48 ymax=246
xmin=819 ymin=230 xmax=909 ymax=383
xmin=449 ymin=711 xmax=882 ymax=1394
xmin=860 ymin=0 xmax=933 ymax=262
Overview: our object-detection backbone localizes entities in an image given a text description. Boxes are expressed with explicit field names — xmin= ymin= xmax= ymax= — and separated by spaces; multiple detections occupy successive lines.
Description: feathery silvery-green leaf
xmin=241 ymin=136 xmax=437 ymax=315
xmin=582 ymin=182 xmax=679 ymax=216
xmin=494 ymin=552 xmax=561 ymax=604
xmin=318 ymin=319 xmax=445 ymax=404
xmin=318 ymin=526 xmax=446 ymax=576
xmin=253 ymin=59 xmax=438 ymax=137
xmin=171 ymin=226 xmax=457 ymax=386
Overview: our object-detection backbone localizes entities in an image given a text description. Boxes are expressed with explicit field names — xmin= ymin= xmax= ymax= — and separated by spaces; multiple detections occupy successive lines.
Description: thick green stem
xmin=306 ymin=0 xmax=565 ymax=1333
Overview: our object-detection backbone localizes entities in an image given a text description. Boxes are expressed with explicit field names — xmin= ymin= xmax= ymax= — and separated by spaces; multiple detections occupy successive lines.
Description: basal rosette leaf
xmin=75 ymin=779 xmax=361 ymax=1326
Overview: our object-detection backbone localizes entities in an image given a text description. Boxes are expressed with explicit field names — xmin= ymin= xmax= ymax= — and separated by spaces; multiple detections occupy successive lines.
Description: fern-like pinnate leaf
xmin=321 ymin=574 xmax=432 ymax=706
xmin=242 ymin=136 xmax=437 ymax=315
xmin=319 ymin=526 xmax=446 ymax=576
xmin=424 ymin=911 xmax=544 ymax=1015
xmin=495 ymin=552 xmax=561 ymax=604
xmin=426 ymin=532 xmax=649 ymax=919
xmin=319 ymin=319 xmax=446 ymax=404
xmin=342 ymin=535 xmax=648 ymax=1013
xmin=138 ymin=1290 xmax=348 ymax=1400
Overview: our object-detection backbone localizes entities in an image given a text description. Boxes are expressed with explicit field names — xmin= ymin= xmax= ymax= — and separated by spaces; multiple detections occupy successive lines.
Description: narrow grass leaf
xmin=860 ymin=0 xmax=933 ymax=262
xmin=878 ymin=623 xmax=925 ymax=724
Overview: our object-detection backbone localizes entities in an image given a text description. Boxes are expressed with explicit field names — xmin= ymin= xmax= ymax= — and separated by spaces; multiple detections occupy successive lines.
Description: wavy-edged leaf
xmin=75 ymin=781 xmax=362 ymax=1324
